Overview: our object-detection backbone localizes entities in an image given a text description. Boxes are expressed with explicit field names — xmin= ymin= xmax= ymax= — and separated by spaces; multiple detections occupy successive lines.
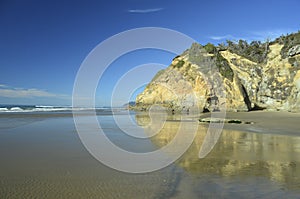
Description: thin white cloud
xmin=209 ymin=34 xmax=245 ymax=42
xmin=0 ymin=86 xmax=67 ymax=98
xmin=128 ymin=8 xmax=163 ymax=13
xmin=209 ymin=29 xmax=298 ymax=43
xmin=209 ymin=34 xmax=235 ymax=41
xmin=249 ymin=29 xmax=297 ymax=41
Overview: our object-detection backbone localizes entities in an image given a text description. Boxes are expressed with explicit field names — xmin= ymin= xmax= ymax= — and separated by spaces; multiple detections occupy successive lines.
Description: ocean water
xmin=1 ymin=109 xmax=300 ymax=198
xmin=0 ymin=104 xmax=117 ymax=113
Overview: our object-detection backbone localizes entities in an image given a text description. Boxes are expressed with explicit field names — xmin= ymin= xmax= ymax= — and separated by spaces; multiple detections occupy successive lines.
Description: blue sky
xmin=0 ymin=0 xmax=299 ymax=106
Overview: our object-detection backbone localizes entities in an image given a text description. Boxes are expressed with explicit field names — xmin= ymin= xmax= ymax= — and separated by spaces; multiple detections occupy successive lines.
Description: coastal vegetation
xmin=135 ymin=31 xmax=300 ymax=113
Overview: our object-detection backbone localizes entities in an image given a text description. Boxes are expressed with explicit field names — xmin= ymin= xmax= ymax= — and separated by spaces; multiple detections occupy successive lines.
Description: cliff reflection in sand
xmin=135 ymin=113 xmax=300 ymax=191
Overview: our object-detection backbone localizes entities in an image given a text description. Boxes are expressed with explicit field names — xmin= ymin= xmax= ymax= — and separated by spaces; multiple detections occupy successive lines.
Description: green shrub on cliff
xmin=226 ymin=39 xmax=269 ymax=63
xmin=204 ymin=43 xmax=217 ymax=54
xmin=215 ymin=53 xmax=234 ymax=81
xmin=279 ymin=31 xmax=300 ymax=58
xmin=174 ymin=60 xmax=185 ymax=68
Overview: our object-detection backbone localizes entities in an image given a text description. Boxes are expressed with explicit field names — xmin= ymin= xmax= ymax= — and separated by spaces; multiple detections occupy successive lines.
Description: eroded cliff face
xmin=135 ymin=33 xmax=300 ymax=112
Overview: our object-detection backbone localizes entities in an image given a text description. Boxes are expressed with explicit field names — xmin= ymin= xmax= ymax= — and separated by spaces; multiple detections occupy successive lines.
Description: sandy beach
xmin=1 ymin=110 xmax=300 ymax=198
xmin=199 ymin=111 xmax=300 ymax=136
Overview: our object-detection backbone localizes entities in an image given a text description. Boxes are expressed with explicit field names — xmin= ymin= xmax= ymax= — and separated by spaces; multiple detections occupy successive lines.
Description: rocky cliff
xmin=135 ymin=32 xmax=300 ymax=112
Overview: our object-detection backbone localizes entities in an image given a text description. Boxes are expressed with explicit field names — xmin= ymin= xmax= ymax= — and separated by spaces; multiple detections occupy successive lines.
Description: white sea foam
xmin=0 ymin=108 xmax=9 ymax=112
xmin=32 ymin=107 xmax=70 ymax=112
xmin=10 ymin=107 xmax=23 ymax=111
xmin=0 ymin=105 xmax=126 ymax=113
xmin=35 ymin=105 xmax=55 ymax=108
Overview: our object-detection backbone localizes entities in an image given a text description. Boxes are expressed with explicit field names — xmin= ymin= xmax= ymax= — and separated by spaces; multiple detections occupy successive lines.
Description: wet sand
xmin=0 ymin=115 xmax=178 ymax=198
xmin=1 ymin=111 xmax=300 ymax=198
xmin=138 ymin=111 xmax=300 ymax=198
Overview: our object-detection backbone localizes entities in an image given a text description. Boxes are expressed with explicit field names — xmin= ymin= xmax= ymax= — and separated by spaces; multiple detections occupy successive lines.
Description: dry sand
xmin=199 ymin=111 xmax=300 ymax=136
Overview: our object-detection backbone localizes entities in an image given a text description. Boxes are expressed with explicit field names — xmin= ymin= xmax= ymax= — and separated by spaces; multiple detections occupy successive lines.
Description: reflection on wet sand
xmin=136 ymin=113 xmax=300 ymax=192
xmin=2 ymin=113 xmax=300 ymax=198
xmin=0 ymin=116 xmax=178 ymax=199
